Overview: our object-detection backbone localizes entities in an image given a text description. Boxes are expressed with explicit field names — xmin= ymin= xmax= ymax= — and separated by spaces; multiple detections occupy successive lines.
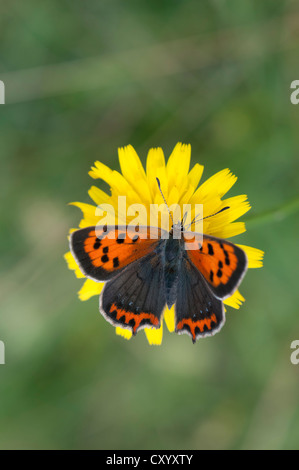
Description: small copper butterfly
xmin=70 ymin=180 xmax=248 ymax=343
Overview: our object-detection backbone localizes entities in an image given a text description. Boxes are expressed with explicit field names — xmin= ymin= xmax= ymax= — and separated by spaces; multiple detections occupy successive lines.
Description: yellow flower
xmin=65 ymin=143 xmax=264 ymax=345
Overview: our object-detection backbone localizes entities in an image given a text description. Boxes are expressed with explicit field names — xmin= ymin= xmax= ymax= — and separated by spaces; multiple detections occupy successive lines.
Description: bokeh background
xmin=1 ymin=0 xmax=299 ymax=450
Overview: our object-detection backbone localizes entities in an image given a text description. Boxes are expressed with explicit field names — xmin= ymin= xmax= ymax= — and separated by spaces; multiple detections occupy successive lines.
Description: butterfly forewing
xmin=70 ymin=225 xmax=166 ymax=281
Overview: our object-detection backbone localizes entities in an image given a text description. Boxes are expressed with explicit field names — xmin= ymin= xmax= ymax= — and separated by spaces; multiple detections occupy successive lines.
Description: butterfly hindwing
xmin=184 ymin=233 xmax=247 ymax=299
xmin=175 ymin=256 xmax=225 ymax=342
xmin=100 ymin=248 xmax=167 ymax=334
xmin=70 ymin=225 xmax=165 ymax=281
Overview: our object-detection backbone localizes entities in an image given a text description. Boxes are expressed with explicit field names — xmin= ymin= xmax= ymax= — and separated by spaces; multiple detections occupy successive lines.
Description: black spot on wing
xmin=208 ymin=243 xmax=214 ymax=255
xmin=93 ymin=240 xmax=101 ymax=249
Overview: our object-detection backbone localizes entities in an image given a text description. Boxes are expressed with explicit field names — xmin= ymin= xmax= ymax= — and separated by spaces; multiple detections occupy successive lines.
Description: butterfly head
xmin=170 ymin=221 xmax=184 ymax=239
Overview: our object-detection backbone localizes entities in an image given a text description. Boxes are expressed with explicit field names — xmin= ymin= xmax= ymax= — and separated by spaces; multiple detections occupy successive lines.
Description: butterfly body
xmin=70 ymin=224 xmax=247 ymax=343
xmin=163 ymin=225 xmax=184 ymax=308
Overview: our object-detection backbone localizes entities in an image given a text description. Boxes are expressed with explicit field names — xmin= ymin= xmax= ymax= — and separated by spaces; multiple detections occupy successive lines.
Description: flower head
xmin=65 ymin=143 xmax=264 ymax=345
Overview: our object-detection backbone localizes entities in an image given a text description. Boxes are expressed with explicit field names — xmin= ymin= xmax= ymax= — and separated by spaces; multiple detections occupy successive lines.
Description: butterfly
xmin=70 ymin=228 xmax=248 ymax=343
xmin=69 ymin=180 xmax=248 ymax=343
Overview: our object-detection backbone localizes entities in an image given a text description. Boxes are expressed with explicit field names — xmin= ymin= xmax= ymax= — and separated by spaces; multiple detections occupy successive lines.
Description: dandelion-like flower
xmin=65 ymin=143 xmax=264 ymax=345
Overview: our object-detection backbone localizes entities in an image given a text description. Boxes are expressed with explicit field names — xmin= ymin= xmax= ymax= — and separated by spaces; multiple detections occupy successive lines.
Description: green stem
xmin=244 ymin=195 xmax=299 ymax=227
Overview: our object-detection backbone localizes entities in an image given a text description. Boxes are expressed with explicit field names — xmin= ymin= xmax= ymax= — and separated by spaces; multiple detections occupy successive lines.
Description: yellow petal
xmin=166 ymin=143 xmax=192 ymax=202
xmin=144 ymin=323 xmax=163 ymax=345
xmin=72 ymin=200 xmax=117 ymax=227
xmin=70 ymin=202 xmax=99 ymax=226
xmin=78 ymin=279 xmax=104 ymax=301
xmin=118 ymin=145 xmax=152 ymax=204
xmin=190 ymin=168 xmax=237 ymax=204
xmin=115 ymin=327 xmax=133 ymax=340
xmin=89 ymin=160 xmax=114 ymax=181
xmin=167 ymin=143 xmax=191 ymax=189
xmin=224 ymin=290 xmax=245 ymax=309
xmin=188 ymin=163 xmax=204 ymax=190
xmin=237 ymin=244 xmax=264 ymax=268
xmin=178 ymin=164 xmax=204 ymax=206
xmin=64 ymin=251 xmax=85 ymax=278
xmin=168 ymin=186 xmax=181 ymax=208
xmin=164 ymin=306 xmax=175 ymax=333
xmin=179 ymin=185 xmax=197 ymax=207
xmin=88 ymin=186 xmax=111 ymax=206
xmin=207 ymin=221 xmax=246 ymax=238
xmin=89 ymin=161 xmax=141 ymax=204
xmin=146 ymin=147 xmax=168 ymax=201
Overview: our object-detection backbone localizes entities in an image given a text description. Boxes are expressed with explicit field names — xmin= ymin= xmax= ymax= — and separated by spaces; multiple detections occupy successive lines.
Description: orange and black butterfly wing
xmin=70 ymin=225 xmax=164 ymax=281
xmin=184 ymin=233 xmax=247 ymax=300
xmin=101 ymin=250 xmax=167 ymax=334
xmin=70 ymin=225 xmax=168 ymax=335
xmin=175 ymin=256 xmax=225 ymax=343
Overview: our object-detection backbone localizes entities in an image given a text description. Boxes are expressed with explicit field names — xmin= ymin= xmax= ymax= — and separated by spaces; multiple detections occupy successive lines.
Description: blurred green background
xmin=1 ymin=0 xmax=299 ymax=450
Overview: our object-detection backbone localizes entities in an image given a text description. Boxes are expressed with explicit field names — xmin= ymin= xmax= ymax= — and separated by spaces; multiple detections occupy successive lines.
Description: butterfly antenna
xmin=182 ymin=211 xmax=188 ymax=227
xmin=156 ymin=177 xmax=174 ymax=225
xmin=186 ymin=206 xmax=230 ymax=229
xmin=202 ymin=206 xmax=230 ymax=221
